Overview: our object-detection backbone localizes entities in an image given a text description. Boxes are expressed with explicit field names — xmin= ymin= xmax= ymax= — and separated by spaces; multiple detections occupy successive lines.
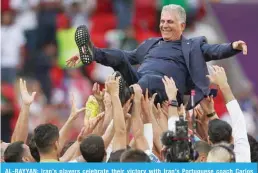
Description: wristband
xmin=169 ymin=100 xmax=178 ymax=107
xmin=207 ymin=112 xmax=216 ymax=118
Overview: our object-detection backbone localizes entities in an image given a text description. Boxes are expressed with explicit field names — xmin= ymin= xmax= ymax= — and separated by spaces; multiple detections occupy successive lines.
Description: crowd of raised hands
xmin=1 ymin=65 xmax=256 ymax=163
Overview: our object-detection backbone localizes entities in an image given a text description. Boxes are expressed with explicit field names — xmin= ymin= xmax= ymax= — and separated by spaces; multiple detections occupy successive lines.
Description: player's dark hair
xmin=247 ymin=134 xmax=258 ymax=162
xmin=28 ymin=137 xmax=40 ymax=162
xmin=208 ymin=119 xmax=232 ymax=144
xmin=120 ymin=148 xmax=151 ymax=162
xmin=4 ymin=141 xmax=24 ymax=162
xmin=80 ymin=134 xmax=105 ymax=162
xmin=34 ymin=123 xmax=59 ymax=153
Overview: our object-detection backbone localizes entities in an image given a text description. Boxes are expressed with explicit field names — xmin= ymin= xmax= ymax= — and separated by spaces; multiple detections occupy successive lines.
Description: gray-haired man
xmin=67 ymin=4 xmax=247 ymax=108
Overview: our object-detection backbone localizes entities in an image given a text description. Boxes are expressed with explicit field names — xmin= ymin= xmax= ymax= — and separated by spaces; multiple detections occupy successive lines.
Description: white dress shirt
xmin=226 ymin=100 xmax=251 ymax=162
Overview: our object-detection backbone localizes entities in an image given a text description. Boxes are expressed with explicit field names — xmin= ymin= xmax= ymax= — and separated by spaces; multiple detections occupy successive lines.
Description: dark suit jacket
xmin=126 ymin=36 xmax=241 ymax=106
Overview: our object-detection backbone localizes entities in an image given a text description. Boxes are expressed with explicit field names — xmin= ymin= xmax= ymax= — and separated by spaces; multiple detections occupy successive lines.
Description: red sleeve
xmin=214 ymin=89 xmax=228 ymax=118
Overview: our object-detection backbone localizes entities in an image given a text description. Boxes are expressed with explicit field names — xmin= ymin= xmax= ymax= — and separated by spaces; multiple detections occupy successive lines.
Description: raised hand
xmin=69 ymin=93 xmax=86 ymax=121
xmin=195 ymin=105 xmax=207 ymax=122
xmin=206 ymin=66 xmax=228 ymax=88
xmin=232 ymin=40 xmax=247 ymax=55
xmin=177 ymin=104 xmax=185 ymax=116
xmin=162 ymin=76 xmax=178 ymax=101
xmin=141 ymin=89 xmax=153 ymax=123
xmin=157 ymin=103 xmax=168 ymax=131
xmin=105 ymin=75 xmax=120 ymax=96
xmin=19 ymin=78 xmax=36 ymax=105
xmin=141 ymin=89 xmax=150 ymax=117
xmin=194 ymin=106 xmax=209 ymax=141
xmin=77 ymin=113 xmax=104 ymax=142
xmin=84 ymin=112 xmax=104 ymax=136
xmin=200 ymin=96 xmax=215 ymax=115
xmin=103 ymin=91 xmax=112 ymax=107
xmin=77 ymin=127 xmax=86 ymax=143
xmin=66 ymin=54 xmax=81 ymax=67
xmin=131 ymin=84 xmax=142 ymax=101
xmin=162 ymin=101 xmax=169 ymax=115
xmin=150 ymin=93 xmax=158 ymax=117
xmin=123 ymin=95 xmax=133 ymax=117
xmin=92 ymin=83 xmax=104 ymax=102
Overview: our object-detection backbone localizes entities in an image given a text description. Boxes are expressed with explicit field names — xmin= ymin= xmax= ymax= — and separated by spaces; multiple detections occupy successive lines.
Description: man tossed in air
xmin=66 ymin=4 xmax=247 ymax=108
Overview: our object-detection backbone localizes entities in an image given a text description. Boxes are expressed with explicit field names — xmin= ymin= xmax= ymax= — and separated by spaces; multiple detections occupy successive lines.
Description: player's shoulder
xmin=187 ymin=36 xmax=207 ymax=41
xmin=141 ymin=37 xmax=162 ymax=44
xmin=148 ymin=37 xmax=162 ymax=41
xmin=186 ymin=36 xmax=208 ymax=43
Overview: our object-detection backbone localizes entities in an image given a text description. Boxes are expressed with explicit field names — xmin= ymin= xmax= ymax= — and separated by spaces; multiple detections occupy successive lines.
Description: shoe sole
xmin=75 ymin=25 xmax=93 ymax=65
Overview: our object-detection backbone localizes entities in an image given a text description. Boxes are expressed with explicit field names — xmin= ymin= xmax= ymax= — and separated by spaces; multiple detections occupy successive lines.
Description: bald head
xmin=207 ymin=143 xmax=235 ymax=162
xmin=195 ymin=141 xmax=211 ymax=155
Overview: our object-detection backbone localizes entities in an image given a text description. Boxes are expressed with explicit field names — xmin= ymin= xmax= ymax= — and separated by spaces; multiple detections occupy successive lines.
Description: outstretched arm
xmin=207 ymin=66 xmax=250 ymax=162
xmin=201 ymin=39 xmax=247 ymax=62
xmin=105 ymin=75 xmax=127 ymax=151
xmin=59 ymin=94 xmax=86 ymax=151
xmin=131 ymin=84 xmax=149 ymax=151
xmin=11 ymin=79 xmax=36 ymax=143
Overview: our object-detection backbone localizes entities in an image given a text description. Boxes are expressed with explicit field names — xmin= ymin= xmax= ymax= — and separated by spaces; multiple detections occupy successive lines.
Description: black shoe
xmin=113 ymin=71 xmax=134 ymax=106
xmin=75 ymin=25 xmax=94 ymax=65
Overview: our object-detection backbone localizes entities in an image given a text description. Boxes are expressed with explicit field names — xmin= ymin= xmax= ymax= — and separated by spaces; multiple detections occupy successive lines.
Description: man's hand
xmin=162 ymin=76 xmax=178 ymax=101
xmin=141 ymin=89 xmax=153 ymax=123
xmin=77 ymin=127 xmax=86 ymax=143
xmin=78 ymin=113 xmax=104 ymax=142
xmin=141 ymin=89 xmax=150 ymax=115
xmin=206 ymin=66 xmax=228 ymax=88
xmin=123 ymin=95 xmax=133 ymax=117
xmin=150 ymin=93 xmax=158 ymax=116
xmin=69 ymin=93 xmax=86 ymax=122
xmin=103 ymin=91 xmax=112 ymax=107
xmin=19 ymin=78 xmax=36 ymax=105
xmin=200 ymin=96 xmax=215 ymax=115
xmin=131 ymin=84 xmax=142 ymax=102
xmin=11 ymin=79 xmax=36 ymax=143
xmin=157 ymin=103 xmax=168 ymax=131
xmin=177 ymin=104 xmax=185 ymax=116
xmin=232 ymin=40 xmax=247 ymax=55
xmin=92 ymin=83 xmax=104 ymax=102
xmin=105 ymin=75 xmax=120 ymax=96
xmin=66 ymin=54 xmax=81 ymax=67
xmin=84 ymin=112 xmax=105 ymax=136
xmin=195 ymin=106 xmax=206 ymax=122
xmin=162 ymin=101 xmax=169 ymax=115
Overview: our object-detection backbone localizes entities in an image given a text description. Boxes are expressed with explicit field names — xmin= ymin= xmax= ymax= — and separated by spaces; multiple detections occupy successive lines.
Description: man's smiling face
xmin=160 ymin=10 xmax=185 ymax=41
